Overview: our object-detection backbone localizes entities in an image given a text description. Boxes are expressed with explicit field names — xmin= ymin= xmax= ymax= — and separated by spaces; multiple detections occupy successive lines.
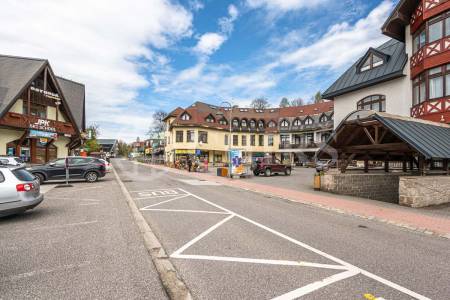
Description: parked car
xmin=252 ymin=158 xmax=292 ymax=176
xmin=0 ymin=156 xmax=26 ymax=168
xmin=315 ymin=160 xmax=336 ymax=172
xmin=0 ymin=166 xmax=43 ymax=217
xmin=98 ymin=158 xmax=112 ymax=173
xmin=28 ymin=156 xmax=107 ymax=184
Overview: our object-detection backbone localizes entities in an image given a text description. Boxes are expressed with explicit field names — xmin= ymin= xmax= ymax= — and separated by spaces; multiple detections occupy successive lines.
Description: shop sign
xmin=175 ymin=149 xmax=195 ymax=154
xmin=145 ymin=148 xmax=151 ymax=154
xmin=230 ymin=149 xmax=244 ymax=175
xmin=29 ymin=119 xmax=56 ymax=132
xmin=30 ymin=86 xmax=61 ymax=100
xmin=29 ymin=129 xmax=58 ymax=139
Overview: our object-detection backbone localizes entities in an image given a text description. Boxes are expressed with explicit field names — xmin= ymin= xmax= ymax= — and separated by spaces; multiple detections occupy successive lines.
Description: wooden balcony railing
xmin=410 ymin=36 xmax=450 ymax=72
xmin=0 ymin=112 xmax=76 ymax=135
xmin=279 ymin=142 xmax=319 ymax=150
xmin=411 ymin=97 xmax=450 ymax=119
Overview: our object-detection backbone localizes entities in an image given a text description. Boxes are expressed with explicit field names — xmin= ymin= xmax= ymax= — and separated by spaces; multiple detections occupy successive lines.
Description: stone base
xmin=399 ymin=176 xmax=450 ymax=207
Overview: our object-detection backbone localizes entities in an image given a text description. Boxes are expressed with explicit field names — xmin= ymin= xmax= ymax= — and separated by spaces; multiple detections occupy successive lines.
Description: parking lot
xmin=115 ymin=159 xmax=450 ymax=300
xmin=0 ymin=175 xmax=167 ymax=299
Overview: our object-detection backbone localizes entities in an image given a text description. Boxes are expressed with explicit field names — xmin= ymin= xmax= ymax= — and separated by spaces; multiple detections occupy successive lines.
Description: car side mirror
xmin=49 ymin=162 xmax=56 ymax=167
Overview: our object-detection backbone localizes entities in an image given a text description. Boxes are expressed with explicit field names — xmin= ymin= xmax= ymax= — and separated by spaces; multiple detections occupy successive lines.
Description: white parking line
xmin=142 ymin=209 xmax=231 ymax=214
xmin=169 ymin=188 xmax=430 ymax=300
xmin=139 ymin=194 xmax=190 ymax=210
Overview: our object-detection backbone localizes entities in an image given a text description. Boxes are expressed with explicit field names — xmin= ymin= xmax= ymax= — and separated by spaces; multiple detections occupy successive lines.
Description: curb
xmin=112 ymin=167 xmax=193 ymax=300
xmin=140 ymin=163 xmax=450 ymax=240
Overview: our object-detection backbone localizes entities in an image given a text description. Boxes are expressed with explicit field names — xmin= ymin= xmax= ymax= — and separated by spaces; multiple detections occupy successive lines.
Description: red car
xmin=252 ymin=158 xmax=292 ymax=176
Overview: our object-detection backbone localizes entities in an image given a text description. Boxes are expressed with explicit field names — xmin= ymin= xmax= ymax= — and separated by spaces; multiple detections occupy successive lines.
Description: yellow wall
xmin=47 ymin=106 xmax=57 ymax=120
xmin=54 ymin=136 xmax=70 ymax=158
xmin=0 ymin=128 xmax=23 ymax=155
xmin=8 ymin=99 xmax=23 ymax=114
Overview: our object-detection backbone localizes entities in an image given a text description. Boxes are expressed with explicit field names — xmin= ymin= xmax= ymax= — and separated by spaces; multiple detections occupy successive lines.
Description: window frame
xmin=198 ymin=131 xmax=208 ymax=144
xmin=187 ymin=130 xmax=195 ymax=143
xmin=357 ymin=95 xmax=386 ymax=112
xmin=233 ymin=135 xmax=239 ymax=146
xmin=258 ymin=135 xmax=264 ymax=146
xmin=412 ymin=64 xmax=450 ymax=105
xmin=280 ymin=119 xmax=289 ymax=128
xmin=360 ymin=53 xmax=384 ymax=72
xmin=175 ymin=131 xmax=184 ymax=143
xmin=250 ymin=135 xmax=256 ymax=146
xmin=241 ymin=135 xmax=247 ymax=146
xmin=413 ymin=11 xmax=450 ymax=54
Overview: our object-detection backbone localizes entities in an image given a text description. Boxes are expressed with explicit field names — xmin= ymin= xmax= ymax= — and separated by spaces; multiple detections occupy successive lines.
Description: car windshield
xmin=12 ymin=169 xmax=36 ymax=182
xmin=14 ymin=158 xmax=23 ymax=163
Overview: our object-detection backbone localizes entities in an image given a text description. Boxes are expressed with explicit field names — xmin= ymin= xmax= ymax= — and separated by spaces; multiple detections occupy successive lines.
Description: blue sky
xmin=0 ymin=0 xmax=397 ymax=141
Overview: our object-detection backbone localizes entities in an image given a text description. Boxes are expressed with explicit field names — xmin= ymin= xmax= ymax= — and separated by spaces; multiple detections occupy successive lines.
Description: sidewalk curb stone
xmin=113 ymin=167 xmax=193 ymax=300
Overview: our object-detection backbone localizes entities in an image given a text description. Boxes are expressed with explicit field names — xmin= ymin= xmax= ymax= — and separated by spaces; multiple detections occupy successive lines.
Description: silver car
xmin=0 ymin=156 xmax=26 ymax=168
xmin=0 ymin=166 xmax=44 ymax=217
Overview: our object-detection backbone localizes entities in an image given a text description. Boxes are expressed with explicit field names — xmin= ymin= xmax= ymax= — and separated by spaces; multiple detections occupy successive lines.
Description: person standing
xmin=187 ymin=156 xmax=192 ymax=172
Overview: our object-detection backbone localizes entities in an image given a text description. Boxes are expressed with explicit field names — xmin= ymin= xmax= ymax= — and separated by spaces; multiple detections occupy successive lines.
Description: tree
xmin=117 ymin=140 xmax=131 ymax=157
xmin=86 ymin=124 xmax=100 ymax=139
xmin=279 ymin=97 xmax=290 ymax=108
xmin=251 ymin=97 xmax=270 ymax=109
xmin=85 ymin=138 xmax=101 ymax=154
xmin=290 ymin=98 xmax=304 ymax=107
xmin=314 ymin=91 xmax=322 ymax=104
xmin=148 ymin=110 xmax=168 ymax=138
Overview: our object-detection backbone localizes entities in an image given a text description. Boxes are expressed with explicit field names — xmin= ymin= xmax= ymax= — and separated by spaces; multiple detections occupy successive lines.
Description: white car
xmin=99 ymin=159 xmax=112 ymax=172
xmin=0 ymin=156 xmax=26 ymax=168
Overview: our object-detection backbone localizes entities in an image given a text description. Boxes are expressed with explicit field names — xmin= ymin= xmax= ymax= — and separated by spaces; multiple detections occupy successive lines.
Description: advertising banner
xmin=28 ymin=129 xmax=58 ymax=139
xmin=230 ymin=149 xmax=244 ymax=175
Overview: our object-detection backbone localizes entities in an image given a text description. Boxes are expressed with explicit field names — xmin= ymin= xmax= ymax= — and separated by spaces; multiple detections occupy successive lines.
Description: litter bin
xmin=314 ymin=173 xmax=321 ymax=191
xmin=217 ymin=168 xmax=223 ymax=176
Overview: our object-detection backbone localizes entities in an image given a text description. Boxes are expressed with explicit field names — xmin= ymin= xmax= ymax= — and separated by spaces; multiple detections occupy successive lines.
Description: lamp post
xmin=216 ymin=101 xmax=233 ymax=178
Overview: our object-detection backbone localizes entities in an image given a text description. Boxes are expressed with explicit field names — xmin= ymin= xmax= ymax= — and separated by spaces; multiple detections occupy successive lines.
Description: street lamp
xmin=216 ymin=101 xmax=233 ymax=178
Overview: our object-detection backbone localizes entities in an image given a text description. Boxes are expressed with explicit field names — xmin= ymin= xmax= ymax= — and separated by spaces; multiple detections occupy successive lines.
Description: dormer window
xmin=249 ymin=119 xmax=256 ymax=128
xmin=293 ymin=119 xmax=301 ymax=127
xmin=268 ymin=121 xmax=276 ymax=128
xmin=280 ymin=120 xmax=289 ymax=128
xmin=319 ymin=115 xmax=327 ymax=122
xmin=180 ymin=113 xmax=191 ymax=121
xmin=258 ymin=120 xmax=264 ymax=128
xmin=360 ymin=53 xmax=384 ymax=72
xmin=241 ymin=119 xmax=247 ymax=127
xmin=232 ymin=118 xmax=239 ymax=127
xmin=219 ymin=118 xmax=228 ymax=125
xmin=205 ymin=114 xmax=215 ymax=123
xmin=304 ymin=117 xmax=313 ymax=125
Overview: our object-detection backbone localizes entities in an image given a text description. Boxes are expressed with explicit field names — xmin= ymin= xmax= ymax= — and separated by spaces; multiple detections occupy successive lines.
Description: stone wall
xmin=399 ymin=176 xmax=450 ymax=207
xmin=320 ymin=173 xmax=401 ymax=203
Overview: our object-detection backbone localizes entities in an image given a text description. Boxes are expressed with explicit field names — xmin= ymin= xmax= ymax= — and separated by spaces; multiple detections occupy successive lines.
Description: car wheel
xmin=85 ymin=171 xmax=99 ymax=183
xmin=285 ymin=168 xmax=291 ymax=176
xmin=35 ymin=173 xmax=45 ymax=184
xmin=264 ymin=168 xmax=272 ymax=177
xmin=253 ymin=170 xmax=260 ymax=176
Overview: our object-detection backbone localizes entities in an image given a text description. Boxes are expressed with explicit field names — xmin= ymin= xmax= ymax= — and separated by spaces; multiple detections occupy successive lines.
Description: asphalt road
xmin=114 ymin=159 xmax=450 ymax=300
xmin=0 ymin=175 xmax=167 ymax=299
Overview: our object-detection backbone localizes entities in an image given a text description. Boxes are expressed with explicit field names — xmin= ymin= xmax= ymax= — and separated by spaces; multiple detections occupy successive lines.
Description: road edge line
xmin=112 ymin=166 xmax=193 ymax=300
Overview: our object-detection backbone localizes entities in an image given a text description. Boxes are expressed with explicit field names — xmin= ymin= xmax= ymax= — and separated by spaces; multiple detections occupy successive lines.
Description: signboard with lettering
xmin=29 ymin=119 xmax=56 ymax=132
xmin=29 ymin=129 xmax=58 ymax=139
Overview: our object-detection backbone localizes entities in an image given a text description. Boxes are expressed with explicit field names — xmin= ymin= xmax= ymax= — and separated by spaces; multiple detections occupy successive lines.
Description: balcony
xmin=279 ymin=142 xmax=319 ymax=150
xmin=410 ymin=36 xmax=450 ymax=78
xmin=411 ymin=97 xmax=450 ymax=122
xmin=0 ymin=112 xmax=76 ymax=135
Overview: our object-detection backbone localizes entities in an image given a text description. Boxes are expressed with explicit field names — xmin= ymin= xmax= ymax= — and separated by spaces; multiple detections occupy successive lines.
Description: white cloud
xmin=194 ymin=33 xmax=227 ymax=56
xmin=246 ymin=0 xmax=327 ymax=12
xmin=0 ymin=0 xmax=193 ymax=141
xmin=189 ymin=0 xmax=204 ymax=11
xmin=279 ymin=0 xmax=394 ymax=70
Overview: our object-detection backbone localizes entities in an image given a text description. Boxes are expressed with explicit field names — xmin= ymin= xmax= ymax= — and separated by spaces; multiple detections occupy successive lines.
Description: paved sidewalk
xmin=144 ymin=163 xmax=450 ymax=238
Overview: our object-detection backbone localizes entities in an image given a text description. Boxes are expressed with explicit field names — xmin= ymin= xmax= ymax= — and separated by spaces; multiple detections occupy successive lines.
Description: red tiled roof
xmin=170 ymin=101 xmax=333 ymax=131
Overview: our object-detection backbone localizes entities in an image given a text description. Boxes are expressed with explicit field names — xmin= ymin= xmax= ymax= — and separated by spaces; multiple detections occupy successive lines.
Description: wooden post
xmin=384 ymin=153 xmax=390 ymax=173
xmin=402 ymin=157 xmax=407 ymax=173
xmin=418 ymin=156 xmax=425 ymax=176
xmin=410 ymin=158 xmax=414 ymax=171
xmin=444 ymin=159 xmax=449 ymax=175
xmin=364 ymin=159 xmax=369 ymax=173
xmin=27 ymin=87 xmax=31 ymax=115
xmin=43 ymin=67 xmax=48 ymax=91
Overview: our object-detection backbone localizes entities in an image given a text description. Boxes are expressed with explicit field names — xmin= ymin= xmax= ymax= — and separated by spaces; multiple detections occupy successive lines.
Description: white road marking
xmin=272 ymin=270 xmax=360 ymax=300
xmin=177 ymin=179 xmax=221 ymax=186
xmin=171 ymin=214 xmax=235 ymax=256
xmin=79 ymin=203 xmax=100 ymax=206
xmin=139 ymin=194 xmax=190 ymax=210
xmin=3 ymin=261 xmax=91 ymax=281
xmin=171 ymin=254 xmax=347 ymax=270
xmin=130 ymin=188 xmax=180 ymax=193
xmin=173 ymin=188 xmax=430 ymax=300
xmin=69 ymin=186 xmax=102 ymax=192
xmin=141 ymin=208 xmax=231 ymax=215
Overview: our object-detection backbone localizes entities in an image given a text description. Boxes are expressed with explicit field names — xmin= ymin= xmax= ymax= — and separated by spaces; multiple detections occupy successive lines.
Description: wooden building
xmin=0 ymin=55 xmax=85 ymax=164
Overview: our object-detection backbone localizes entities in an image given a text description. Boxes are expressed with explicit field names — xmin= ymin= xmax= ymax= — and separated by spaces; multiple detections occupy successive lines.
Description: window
xmin=357 ymin=95 xmax=386 ymax=112
xmin=205 ymin=115 xmax=215 ymax=123
xmin=258 ymin=135 xmax=264 ymax=146
xmin=23 ymin=102 xmax=47 ymax=118
xmin=413 ymin=65 xmax=450 ymax=105
xmin=268 ymin=121 xmax=276 ymax=128
xmin=198 ymin=131 xmax=208 ymax=143
xmin=242 ymin=135 xmax=247 ymax=146
xmin=12 ymin=169 xmax=35 ymax=181
xmin=0 ymin=171 xmax=4 ymax=183
xmin=268 ymin=135 xmax=274 ymax=146
xmin=233 ymin=135 xmax=239 ymax=146
xmin=293 ymin=119 xmax=301 ymax=127
xmin=249 ymin=119 xmax=256 ymax=128
xmin=280 ymin=120 xmax=289 ymax=128
xmin=319 ymin=115 xmax=327 ymax=122
xmin=180 ymin=113 xmax=191 ymax=121
xmin=219 ymin=118 xmax=227 ymax=125
xmin=250 ymin=135 xmax=255 ymax=146
xmin=258 ymin=120 xmax=264 ymax=129
xmin=304 ymin=117 xmax=314 ymax=125
xmin=241 ymin=119 xmax=247 ymax=127
xmin=413 ymin=12 xmax=450 ymax=54
xmin=175 ymin=131 xmax=183 ymax=143
xmin=360 ymin=53 xmax=384 ymax=72
xmin=429 ymin=66 xmax=444 ymax=99
xmin=187 ymin=130 xmax=195 ymax=142
xmin=232 ymin=119 xmax=239 ymax=127
xmin=429 ymin=19 xmax=443 ymax=43
xmin=280 ymin=134 xmax=290 ymax=145
xmin=224 ymin=134 xmax=229 ymax=145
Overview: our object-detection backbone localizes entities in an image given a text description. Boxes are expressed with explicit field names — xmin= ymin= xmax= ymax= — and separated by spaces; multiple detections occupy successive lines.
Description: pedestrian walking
xmin=187 ymin=156 xmax=192 ymax=172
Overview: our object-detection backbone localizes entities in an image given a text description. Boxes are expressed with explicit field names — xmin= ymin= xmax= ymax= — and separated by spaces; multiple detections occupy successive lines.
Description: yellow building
xmin=164 ymin=101 xmax=334 ymax=166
